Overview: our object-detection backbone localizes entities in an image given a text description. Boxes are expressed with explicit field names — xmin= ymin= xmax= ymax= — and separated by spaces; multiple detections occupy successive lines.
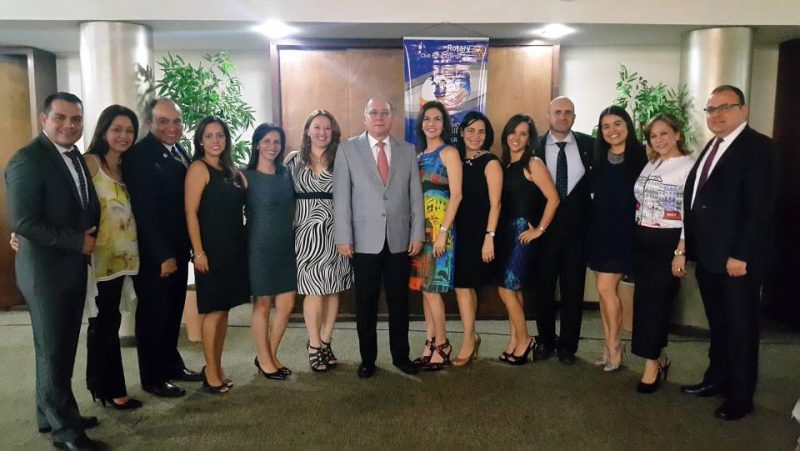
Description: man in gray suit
xmin=5 ymin=92 xmax=103 ymax=450
xmin=334 ymin=97 xmax=424 ymax=378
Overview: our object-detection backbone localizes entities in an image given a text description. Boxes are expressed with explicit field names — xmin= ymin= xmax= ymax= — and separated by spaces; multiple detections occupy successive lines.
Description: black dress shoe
xmin=680 ymin=382 xmax=722 ymax=397
xmin=714 ymin=400 xmax=754 ymax=421
xmin=53 ymin=435 xmax=107 ymax=450
xmin=143 ymin=381 xmax=186 ymax=398
xmin=393 ymin=360 xmax=420 ymax=375
xmin=557 ymin=350 xmax=576 ymax=365
xmin=171 ymin=367 xmax=203 ymax=382
xmin=357 ymin=362 xmax=376 ymax=379
xmin=534 ymin=342 xmax=554 ymax=361
xmin=39 ymin=416 xmax=99 ymax=433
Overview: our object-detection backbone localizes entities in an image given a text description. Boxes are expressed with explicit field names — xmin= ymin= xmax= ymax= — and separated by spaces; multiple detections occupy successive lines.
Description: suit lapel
xmin=687 ymin=139 xmax=714 ymax=210
xmin=385 ymin=136 xmax=402 ymax=189
xmin=38 ymin=134 xmax=84 ymax=209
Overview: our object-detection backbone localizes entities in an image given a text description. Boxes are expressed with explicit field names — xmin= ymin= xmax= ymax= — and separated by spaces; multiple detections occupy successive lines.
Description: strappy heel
xmin=594 ymin=346 xmax=610 ymax=367
xmin=321 ymin=340 xmax=338 ymax=367
xmin=637 ymin=357 xmax=671 ymax=393
xmin=412 ymin=337 xmax=436 ymax=366
xmin=603 ymin=342 xmax=626 ymax=373
xmin=307 ymin=342 xmax=329 ymax=372
xmin=506 ymin=338 xmax=535 ymax=365
xmin=422 ymin=339 xmax=452 ymax=371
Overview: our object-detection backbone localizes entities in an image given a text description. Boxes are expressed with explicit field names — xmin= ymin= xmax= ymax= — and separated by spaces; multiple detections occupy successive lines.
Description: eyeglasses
xmin=155 ymin=117 xmax=184 ymax=127
xmin=704 ymin=104 xmax=742 ymax=114
xmin=366 ymin=110 xmax=391 ymax=119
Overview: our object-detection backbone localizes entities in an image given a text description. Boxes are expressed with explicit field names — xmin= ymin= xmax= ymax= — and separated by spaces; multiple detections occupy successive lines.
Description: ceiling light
xmin=252 ymin=19 xmax=298 ymax=39
xmin=531 ymin=24 xmax=576 ymax=39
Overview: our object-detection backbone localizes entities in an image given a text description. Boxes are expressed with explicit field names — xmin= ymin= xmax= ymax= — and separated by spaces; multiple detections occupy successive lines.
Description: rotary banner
xmin=403 ymin=37 xmax=489 ymax=146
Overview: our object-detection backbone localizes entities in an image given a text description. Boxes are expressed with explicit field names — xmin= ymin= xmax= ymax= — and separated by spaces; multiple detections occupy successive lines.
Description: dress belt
xmin=295 ymin=192 xmax=333 ymax=200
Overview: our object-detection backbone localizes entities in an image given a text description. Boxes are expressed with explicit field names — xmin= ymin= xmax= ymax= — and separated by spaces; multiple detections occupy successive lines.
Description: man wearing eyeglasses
xmin=681 ymin=85 xmax=777 ymax=421
xmin=334 ymin=97 xmax=424 ymax=378
xmin=123 ymin=98 xmax=201 ymax=398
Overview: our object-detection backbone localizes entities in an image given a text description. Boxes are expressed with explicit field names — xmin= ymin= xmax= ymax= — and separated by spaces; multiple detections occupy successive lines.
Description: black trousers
xmin=631 ymin=226 xmax=681 ymax=360
xmin=532 ymin=216 xmax=587 ymax=354
xmin=351 ymin=242 xmax=411 ymax=364
xmin=24 ymin=286 xmax=86 ymax=442
xmin=86 ymin=277 xmax=128 ymax=399
xmin=133 ymin=257 xmax=189 ymax=387
xmin=695 ymin=264 xmax=761 ymax=405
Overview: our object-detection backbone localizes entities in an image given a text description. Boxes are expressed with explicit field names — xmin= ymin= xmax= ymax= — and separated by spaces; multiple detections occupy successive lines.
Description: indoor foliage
xmin=138 ymin=52 xmax=256 ymax=165
xmin=613 ymin=64 xmax=695 ymax=147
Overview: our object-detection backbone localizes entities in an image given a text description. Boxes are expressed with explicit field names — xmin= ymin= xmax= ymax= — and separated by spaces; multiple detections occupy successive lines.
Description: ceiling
xmin=1 ymin=21 xmax=798 ymax=54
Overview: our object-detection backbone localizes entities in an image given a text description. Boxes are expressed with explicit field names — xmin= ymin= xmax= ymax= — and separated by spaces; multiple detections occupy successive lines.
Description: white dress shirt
xmin=690 ymin=121 xmax=747 ymax=206
xmin=544 ymin=131 xmax=585 ymax=196
xmin=367 ymin=133 xmax=392 ymax=165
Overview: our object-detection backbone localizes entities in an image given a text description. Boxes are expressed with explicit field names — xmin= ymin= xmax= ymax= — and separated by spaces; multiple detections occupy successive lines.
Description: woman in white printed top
xmin=632 ymin=113 xmax=695 ymax=394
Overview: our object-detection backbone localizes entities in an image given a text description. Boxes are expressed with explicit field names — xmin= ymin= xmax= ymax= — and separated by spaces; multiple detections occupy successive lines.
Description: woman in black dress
xmin=495 ymin=115 xmax=559 ymax=365
xmin=589 ymin=106 xmax=647 ymax=372
xmin=185 ymin=117 xmax=250 ymax=393
xmin=451 ymin=111 xmax=503 ymax=366
xmin=244 ymin=123 xmax=297 ymax=381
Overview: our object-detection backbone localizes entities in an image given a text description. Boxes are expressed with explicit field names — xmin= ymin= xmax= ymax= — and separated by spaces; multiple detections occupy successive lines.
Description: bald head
xmin=547 ymin=96 xmax=576 ymax=139
xmin=147 ymin=98 xmax=183 ymax=146
xmin=364 ymin=97 xmax=394 ymax=140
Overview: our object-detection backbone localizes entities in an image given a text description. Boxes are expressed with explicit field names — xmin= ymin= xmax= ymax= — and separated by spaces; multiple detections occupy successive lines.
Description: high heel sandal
xmin=412 ymin=338 xmax=436 ymax=366
xmin=603 ymin=342 xmax=627 ymax=373
xmin=637 ymin=357 xmax=671 ymax=394
xmin=201 ymin=366 xmax=230 ymax=394
xmin=307 ymin=341 xmax=329 ymax=372
xmin=321 ymin=340 xmax=338 ymax=367
xmin=594 ymin=346 xmax=609 ymax=367
xmin=506 ymin=338 xmax=535 ymax=366
xmin=90 ymin=389 xmax=144 ymax=410
xmin=453 ymin=334 xmax=481 ymax=367
xmin=422 ymin=339 xmax=452 ymax=371
xmin=254 ymin=356 xmax=286 ymax=380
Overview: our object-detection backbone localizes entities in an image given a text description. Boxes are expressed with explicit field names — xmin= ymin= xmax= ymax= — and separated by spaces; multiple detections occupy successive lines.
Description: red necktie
xmin=697 ymin=137 xmax=723 ymax=191
xmin=376 ymin=141 xmax=389 ymax=186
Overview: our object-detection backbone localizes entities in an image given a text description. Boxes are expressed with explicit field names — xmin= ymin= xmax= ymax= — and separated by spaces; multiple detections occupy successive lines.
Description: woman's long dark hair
xmin=456 ymin=110 xmax=494 ymax=160
xmin=193 ymin=116 xmax=236 ymax=179
xmin=86 ymin=105 xmax=139 ymax=168
xmin=247 ymin=122 xmax=287 ymax=173
xmin=300 ymin=110 xmax=341 ymax=170
xmin=416 ymin=101 xmax=452 ymax=151
xmin=500 ymin=114 xmax=538 ymax=167
xmin=592 ymin=105 xmax=647 ymax=188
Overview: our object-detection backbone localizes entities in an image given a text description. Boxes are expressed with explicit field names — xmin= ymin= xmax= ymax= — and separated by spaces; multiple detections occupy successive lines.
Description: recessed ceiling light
xmin=252 ymin=19 xmax=298 ymax=39
xmin=531 ymin=24 xmax=576 ymax=39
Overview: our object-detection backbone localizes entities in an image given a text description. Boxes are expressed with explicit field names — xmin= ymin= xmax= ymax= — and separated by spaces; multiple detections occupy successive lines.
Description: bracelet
xmin=535 ymin=224 xmax=546 ymax=232
xmin=193 ymin=251 xmax=206 ymax=259
xmin=439 ymin=225 xmax=449 ymax=233
xmin=673 ymin=249 xmax=686 ymax=257
xmin=485 ymin=230 xmax=495 ymax=238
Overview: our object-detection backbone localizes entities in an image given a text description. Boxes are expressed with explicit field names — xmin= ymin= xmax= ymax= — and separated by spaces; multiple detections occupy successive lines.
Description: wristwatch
xmin=535 ymin=224 xmax=546 ymax=232
xmin=439 ymin=226 xmax=449 ymax=234
xmin=674 ymin=249 xmax=686 ymax=256
xmin=485 ymin=231 xmax=495 ymax=237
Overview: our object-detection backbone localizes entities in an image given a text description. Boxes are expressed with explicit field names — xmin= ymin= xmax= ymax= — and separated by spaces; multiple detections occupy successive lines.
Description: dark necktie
xmin=66 ymin=148 xmax=88 ymax=209
xmin=376 ymin=141 xmax=389 ymax=186
xmin=555 ymin=141 xmax=568 ymax=199
xmin=697 ymin=137 xmax=723 ymax=192
xmin=170 ymin=145 xmax=187 ymax=167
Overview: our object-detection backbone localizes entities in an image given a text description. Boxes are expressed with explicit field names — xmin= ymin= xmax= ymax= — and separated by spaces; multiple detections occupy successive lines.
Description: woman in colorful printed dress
xmin=285 ymin=110 xmax=353 ymax=372
xmin=409 ymin=101 xmax=462 ymax=370
xmin=495 ymin=114 xmax=559 ymax=365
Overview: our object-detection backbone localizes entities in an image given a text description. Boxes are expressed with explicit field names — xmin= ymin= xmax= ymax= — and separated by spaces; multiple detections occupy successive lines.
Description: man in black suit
xmin=680 ymin=85 xmax=777 ymax=421
xmin=6 ymin=92 xmax=103 ymax=450
xmin=123 ymin=98 xmax=200 ymax=398
xmin=532 ymin=96 xmax=595 ymax=364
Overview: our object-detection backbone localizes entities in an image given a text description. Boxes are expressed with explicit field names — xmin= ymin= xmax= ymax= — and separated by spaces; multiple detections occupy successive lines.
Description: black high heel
xmin=413 ymin=338 xmax=436 ymax=366
xmin=506 ymin=338 xmax=535 ymax=366
xmin=201 ymin=366 xmax=230 ymax=394
xmin=307 ymin=342 xmax=329 ymax=372
xmin=421 ymin=339 xmax=452 ymax=371
xmin=637 ymin=359 xmax=671 ymax=394
xmin=321 ymin=340 xmax=338 ymax=366
xmin=254 ymin=356 xmax=286 ymax=380
xmin=104 ymin=397 xmax=143 ymax=410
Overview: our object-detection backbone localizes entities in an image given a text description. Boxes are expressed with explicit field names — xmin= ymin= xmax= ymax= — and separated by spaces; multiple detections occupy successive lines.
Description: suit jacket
xmin=534 ymin=130 xmax=595 ymax=225
xmin=683 ymin=126 xmax=777 ymax=273
xmin=122 ymin=132 xmax=191 ymax=266
xmin=333 ymin=132 xmax=424 ymax=254
xmin=5 ymin=133 xmax=100 ymax=296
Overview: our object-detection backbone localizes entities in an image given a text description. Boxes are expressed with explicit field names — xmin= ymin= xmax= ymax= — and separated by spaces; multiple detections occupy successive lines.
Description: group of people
xmin=5 ymin=82 xmax=774 ymax=449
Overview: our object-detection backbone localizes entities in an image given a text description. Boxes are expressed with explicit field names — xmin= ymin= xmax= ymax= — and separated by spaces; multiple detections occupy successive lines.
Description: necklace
xmin=464 ymin=150 xmax=485 ymax=166
xmin=607 ymin=150 xmax=625 ymax=165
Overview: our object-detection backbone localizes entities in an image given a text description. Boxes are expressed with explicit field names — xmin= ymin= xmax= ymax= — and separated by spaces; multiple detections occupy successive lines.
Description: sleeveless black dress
xmin=454 ymin=152 xmax=499 ymax=289
xmin=194 ymin=162 xmax=250 ymax=313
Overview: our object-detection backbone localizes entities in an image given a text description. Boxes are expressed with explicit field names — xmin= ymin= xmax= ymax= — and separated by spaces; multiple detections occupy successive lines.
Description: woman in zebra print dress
xmin=285 ymin=110 xmax=353 ymax=372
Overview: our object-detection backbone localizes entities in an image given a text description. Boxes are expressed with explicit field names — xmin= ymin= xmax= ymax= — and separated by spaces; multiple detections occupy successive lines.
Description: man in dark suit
xmin=6 ymin=92 xmax=103 ymax=450
xmin=680 ymin=85 xmax=777 ymax=421
xmin=123 ymin=98 xmax=200 ymax=398
xmin=532 ymin=96 xmax=595 ymax=364
xmin=333 ymin=97 xmax=425 ymax=378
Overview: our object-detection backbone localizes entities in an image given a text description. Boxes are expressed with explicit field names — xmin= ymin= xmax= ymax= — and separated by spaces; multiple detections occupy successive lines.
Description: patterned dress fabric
xmin=91 ymin=162 xmax=139 ymax=281
xmin=286 ymin=154 xmax=353 ymax=296
xmin=409 ymin=144 xmax=455 ymax=293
